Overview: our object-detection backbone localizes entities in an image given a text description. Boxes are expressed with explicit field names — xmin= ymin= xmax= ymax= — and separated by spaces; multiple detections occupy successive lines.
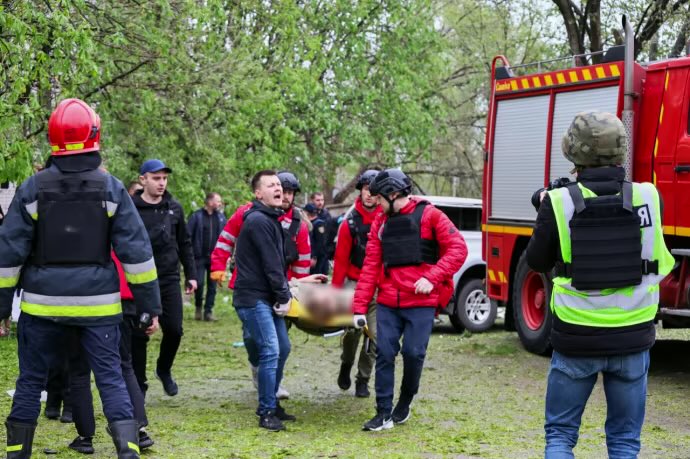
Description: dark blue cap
xmin=139 ymin=159 xmax=172 ymax=175
xmin=304 ymin=203 xmax=318 ymax=214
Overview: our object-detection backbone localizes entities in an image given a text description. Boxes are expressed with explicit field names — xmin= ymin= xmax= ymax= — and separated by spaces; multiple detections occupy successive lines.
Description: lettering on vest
xmin=635 ymin=204 xmax=652 ymax=228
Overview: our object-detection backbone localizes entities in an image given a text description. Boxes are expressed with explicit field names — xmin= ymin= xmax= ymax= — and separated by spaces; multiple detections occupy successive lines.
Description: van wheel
xmin=453 ymin=278 xmax=497 ymax=332
xmin=513 ymin=251 xmax=552 ymax=355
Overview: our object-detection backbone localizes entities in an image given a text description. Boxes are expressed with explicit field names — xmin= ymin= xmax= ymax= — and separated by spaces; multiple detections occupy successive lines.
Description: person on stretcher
xmin=288 ymin=274 xmax=354 ymax=324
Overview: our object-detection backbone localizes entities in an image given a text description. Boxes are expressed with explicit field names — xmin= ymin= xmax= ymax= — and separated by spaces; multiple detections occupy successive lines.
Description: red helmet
xmin=48 ymin=98 xmax=101 ymax=156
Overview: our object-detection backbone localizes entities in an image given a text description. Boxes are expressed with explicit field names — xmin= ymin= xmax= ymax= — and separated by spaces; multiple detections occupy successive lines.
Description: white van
xmin=421 ymin=196 xmax=494 ymax=333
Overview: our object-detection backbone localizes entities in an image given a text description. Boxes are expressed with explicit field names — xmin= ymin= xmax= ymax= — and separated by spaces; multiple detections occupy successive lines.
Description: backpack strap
xmin=566 ymin=183 xmax=587 ymax=214
xmin=621 ymin=181 xmax=633 ymax=212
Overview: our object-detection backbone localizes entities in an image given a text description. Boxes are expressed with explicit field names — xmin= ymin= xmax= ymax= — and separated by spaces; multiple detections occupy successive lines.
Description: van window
xmin=436 ymin=206 xmax=482 ymax=231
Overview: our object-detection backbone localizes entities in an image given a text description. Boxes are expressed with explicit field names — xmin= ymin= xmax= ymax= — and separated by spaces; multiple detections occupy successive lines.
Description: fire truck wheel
xmin=513 ymin=251 xmax=552 ymax=355
xmin=453 ymin=278 xmax=497 ymax=333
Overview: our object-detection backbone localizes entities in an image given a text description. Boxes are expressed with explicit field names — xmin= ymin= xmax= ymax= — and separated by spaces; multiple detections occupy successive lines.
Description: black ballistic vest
xmin=33 ymin=168 xmax=110 ymax=266
xmin=347 ymin=210 xmax=371 ymax=269
xmin=381 ymin=201 xmax=439 ymax=269
xmin=561 ymin=182 xmax=648 ymax=290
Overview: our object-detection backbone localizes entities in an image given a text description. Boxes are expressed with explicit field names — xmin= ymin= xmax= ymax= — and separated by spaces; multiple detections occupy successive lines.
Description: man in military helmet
xmin=332 ymin=169 xmax=381 ymax=398
xmin=526 ymin=111 xmax=674 ymax=458
xmin=352 ymin=169 xmax=467 ymax=431
xmin=0 ymin=98 xmax=161 ymax=458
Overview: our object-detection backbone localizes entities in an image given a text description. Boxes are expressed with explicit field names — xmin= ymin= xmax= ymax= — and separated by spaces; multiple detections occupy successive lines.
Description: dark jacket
xmin=232 ymin=200 xmax=291 ymax=308
xmin=0 ymin=154 xmax=161 ymax=325
xmin=187 ymin=208 xmax=226 ymax=262
xmin=132 ymin=190 xmax=196 ymax=282
xmin=526 ymin=166 xmax=656 ymax=356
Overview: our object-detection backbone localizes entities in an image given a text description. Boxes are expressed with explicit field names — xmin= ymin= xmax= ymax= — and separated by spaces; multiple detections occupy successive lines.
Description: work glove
xmin=210 ymin=271 xmax=227 ymax=286
xmin=353 ymin=314 xmax=367 ymax=329
xmin=274 ymin=301 xmax=291 ymax=317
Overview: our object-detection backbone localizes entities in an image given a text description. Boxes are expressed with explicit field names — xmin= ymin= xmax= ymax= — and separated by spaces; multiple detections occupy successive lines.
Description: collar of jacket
xmin=133 ymin=189 xmax=173 ymax=208
xmin=251 ymin=199 xmax=284 ymax=219
xmin=51 ymin=152 xmax=102 ymax=173
xmin=577 ymin=166 xmax=626 ymax=196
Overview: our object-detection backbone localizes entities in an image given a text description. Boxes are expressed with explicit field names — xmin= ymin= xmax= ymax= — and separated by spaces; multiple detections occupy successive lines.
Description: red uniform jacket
xmin=352 ymin=198 xmax=467 ymax=314
xmin=332 ymin=198 xmax=381 ymax=287
xmin=210 ymin=203 xmax=311 ymax=288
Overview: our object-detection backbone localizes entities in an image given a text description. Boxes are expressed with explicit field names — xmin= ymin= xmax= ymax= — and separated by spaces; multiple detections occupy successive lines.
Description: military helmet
xmin=561 ymin=111 xmax=627 ymax=169
xmin=356 ymin=169 xmax=379 ymax=190
xmin=277 ymin=171 xmax=301 ymax=192
xmin=369 ymin=168 xmax=412 ymax=196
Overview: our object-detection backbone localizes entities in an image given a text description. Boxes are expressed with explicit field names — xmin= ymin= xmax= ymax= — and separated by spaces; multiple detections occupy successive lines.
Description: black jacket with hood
xmin=232 ymin=200 xmax=291 ymax=308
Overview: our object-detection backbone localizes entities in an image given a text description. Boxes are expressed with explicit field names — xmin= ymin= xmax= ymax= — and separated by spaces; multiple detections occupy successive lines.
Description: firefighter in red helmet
xmin=0 ymin=98 xmax=161 ymax=458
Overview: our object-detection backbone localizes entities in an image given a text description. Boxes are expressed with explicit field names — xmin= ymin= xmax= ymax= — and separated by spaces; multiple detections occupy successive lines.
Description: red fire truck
xmin=482 ymin=17 xmax=690 ymax=354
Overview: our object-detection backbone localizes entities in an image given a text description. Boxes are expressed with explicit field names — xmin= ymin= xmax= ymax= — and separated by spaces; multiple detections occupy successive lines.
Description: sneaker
xmin=60 ymin=408 xmax=73 ymax=423
xmin=362 ymin=412 xmax=393 ymax=432
xmin=250 ymin=364 xmax=259 ymax=389
xmin=154 ymin=370 xmax=178 ymax=396
xmin=259 ymin=412 xmax=285 ymax=432
xmin=276 ymin=385 xmax=290 ymax=400
xmin=194 ymin=308 xmax=202 ymax=321
xmin=139 ymin=429 xmax=154 ymax=449
xmin=391 ymin=401 xmax=411 ymax=424
xmin=275 ymin=403 xmax=296 ymax=422
xmin=68 ymin=436 xmax=95 ymax=454
xmin=204 ymin=311 xmax=218 ymax=322
xmin=337 ymin=362 xmax=352 ymax=390
xmin=355 ymin=380 xmax=370 ymax=398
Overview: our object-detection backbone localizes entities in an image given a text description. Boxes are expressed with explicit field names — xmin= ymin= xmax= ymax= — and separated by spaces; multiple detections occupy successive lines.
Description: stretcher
xmin=284 ymin=298 xmax=375 ymax=347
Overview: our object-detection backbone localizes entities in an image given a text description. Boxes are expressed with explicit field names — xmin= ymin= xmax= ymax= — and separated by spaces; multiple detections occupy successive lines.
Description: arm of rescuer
xmin=109 ymin=179 xmax=162 ymax=317
xmin=525 ymin=194 xmax=559 ymax=273
xmin=287 ymin=220 xmax=312 ymax=280
xmin=422 ymin=207 xmax=467 ymax=288
xmin=173 ymin=200 xmax=197 ymax=291
xmin=249 ymin=215 xmax=291 ymax=304
xmin=331 ymin=218 xmax=353 ymax=288
xmin=0 ymin=178 xmax=36 ymax=319
xmin=351 ymin=213 xmax=385 ymax=315
xmin=209 ymin=204 xmax=247 ymax=284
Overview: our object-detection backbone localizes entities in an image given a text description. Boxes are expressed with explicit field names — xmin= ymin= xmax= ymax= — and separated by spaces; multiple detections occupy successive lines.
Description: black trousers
xmin=70 ymin=313 xmax=148 ymax=436
xmin=194 ymin=260 xmax=217 ymax=313
xmin=131 ymin=277 xmax=183 ymax=392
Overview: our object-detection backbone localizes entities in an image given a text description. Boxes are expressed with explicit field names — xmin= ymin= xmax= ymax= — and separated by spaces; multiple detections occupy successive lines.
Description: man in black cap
xmin=304 ymin=203 xmax=329 ymax=275
xmin=132 ymin=159 xmax=197 ymax=397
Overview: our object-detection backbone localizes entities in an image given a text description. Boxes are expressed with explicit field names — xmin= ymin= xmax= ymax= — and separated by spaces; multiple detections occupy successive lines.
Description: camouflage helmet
xmin=561 ymin=111 xmax=627 ymax=170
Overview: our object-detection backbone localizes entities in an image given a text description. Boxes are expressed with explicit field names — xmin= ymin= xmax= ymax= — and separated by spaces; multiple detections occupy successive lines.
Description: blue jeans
xmin=375 ymin=305 xmax=436 ymax=414
xmin=243 ymin=325 xmax=260 ymax=368
xmin=9 ymin=313 xmax=133 ymax=424
xmin=235 ymin=301 xmax=291 ymax=414
xmin=545 ymin=350 xmax=650 ymax=459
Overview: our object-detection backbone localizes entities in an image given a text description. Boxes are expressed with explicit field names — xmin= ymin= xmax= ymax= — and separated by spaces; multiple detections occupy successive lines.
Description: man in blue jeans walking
xmin=351 ymin=169 xmax=467 ymax=431
xmin=526 ymin=111 xmax=674 ymax=458
xmin=232 ymin=170 xmax=295 ymax=432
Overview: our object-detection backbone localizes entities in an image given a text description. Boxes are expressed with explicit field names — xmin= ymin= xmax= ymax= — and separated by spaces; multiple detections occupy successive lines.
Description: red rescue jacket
xmin=210 ymin=203 xmax=311 ymax=288
xmin=352 ymin=198 xmax=467 ymax=314
xmin=332 ymin=198 xmax=381 ymax=287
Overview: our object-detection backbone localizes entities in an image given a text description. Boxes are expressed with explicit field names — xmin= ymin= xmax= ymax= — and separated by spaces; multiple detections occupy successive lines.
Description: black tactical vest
xmin=347 ymin=210 xmax=371 ymax=269
xmin=283 ymin=209 xmax=302 ymax=266
xmin=381 ymin=201 xmax=439 ymax=268
xmin=33 ymin=168 xmax=110 ymax=266
xmin=558 ymin=181 xmax=650 ymax=290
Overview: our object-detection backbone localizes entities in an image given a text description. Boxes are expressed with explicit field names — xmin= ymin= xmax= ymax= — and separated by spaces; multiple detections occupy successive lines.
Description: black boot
xmin=107 ymin=420 xmax=140 ymax=458
xmin=138 ymin=428 xmax=154 ymax=450
xmin=60 ymin=406 xmax=73 ymax=423
xmin=5 ymin=420 xmax=36 ymax=459
xmin=355 ymin=379 xmax=370 ymax=398
xmin=44 ymin=393 xmax=61 ymax=420
xmin=337 ymin=362 xmax=352 ymax=390
xmin=68 ymin=436 xmax=95 ymax=454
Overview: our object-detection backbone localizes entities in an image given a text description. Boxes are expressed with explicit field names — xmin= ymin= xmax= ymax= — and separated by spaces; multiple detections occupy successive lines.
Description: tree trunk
xmin=551 ymin=0 xmax=587 ymax=64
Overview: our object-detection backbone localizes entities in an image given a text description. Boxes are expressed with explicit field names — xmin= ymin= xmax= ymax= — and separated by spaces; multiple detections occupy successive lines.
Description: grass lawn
xmin=2 ymin=292 xmax=690 ymax=458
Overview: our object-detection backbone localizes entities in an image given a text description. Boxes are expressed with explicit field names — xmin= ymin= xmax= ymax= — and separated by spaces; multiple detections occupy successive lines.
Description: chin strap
xmin=382 ymin=193 xmax=406 ymax=216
